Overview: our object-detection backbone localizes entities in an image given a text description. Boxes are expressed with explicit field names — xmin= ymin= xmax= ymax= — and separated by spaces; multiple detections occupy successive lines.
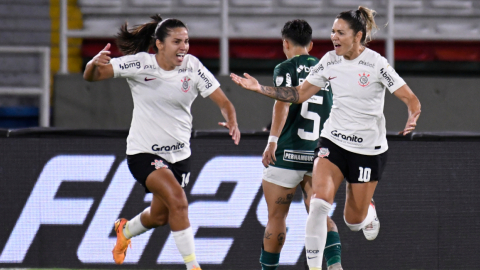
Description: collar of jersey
xmin=342 ymin=47 xmax=369 ymax=64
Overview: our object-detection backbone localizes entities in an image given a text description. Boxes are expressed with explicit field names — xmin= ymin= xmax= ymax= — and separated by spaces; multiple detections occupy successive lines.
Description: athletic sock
xmin=123 ymin=209 xmax=150 ymax=239
xmin=172 ymin=227 xmax=200 ymax=270
xmin=324 ymin=231 xmax=341 ymax=267
xmin=260 ymin=245 xmax=280 ymax=270
xmin=305 ymin=198 xmax=332 ymax=270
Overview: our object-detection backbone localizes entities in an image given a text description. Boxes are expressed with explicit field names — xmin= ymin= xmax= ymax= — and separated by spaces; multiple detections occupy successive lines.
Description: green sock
xmin=324 ymin=231 xmax=342 ymax=267
xmin=260 ymin=246 xmax=280 ymax=270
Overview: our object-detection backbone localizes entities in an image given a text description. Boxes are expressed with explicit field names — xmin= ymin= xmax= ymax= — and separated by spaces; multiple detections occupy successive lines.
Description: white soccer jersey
xmin=110 ymin=53 xmax=220 ymax=163
xmin=306 ymin=48 xmax=406 ymax=155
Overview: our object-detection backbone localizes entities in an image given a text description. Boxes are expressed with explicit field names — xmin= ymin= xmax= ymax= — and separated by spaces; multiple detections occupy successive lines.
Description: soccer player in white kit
xmin=84 ymin=15 xmax=240 ymax=270
xmin=231 ymin=6 xmax=421 ymax=270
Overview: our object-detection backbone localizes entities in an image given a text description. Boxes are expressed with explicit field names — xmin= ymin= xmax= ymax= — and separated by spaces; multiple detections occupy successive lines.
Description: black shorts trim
xmin=127 ymin=153 xmax=191 ymax=193
xmin=314 ymin=137 xmax=388 ymax=183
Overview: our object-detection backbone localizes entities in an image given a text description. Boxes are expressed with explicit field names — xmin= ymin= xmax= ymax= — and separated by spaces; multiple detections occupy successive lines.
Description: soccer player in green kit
xmin=260 ymin=20 xmax=342 ymax=270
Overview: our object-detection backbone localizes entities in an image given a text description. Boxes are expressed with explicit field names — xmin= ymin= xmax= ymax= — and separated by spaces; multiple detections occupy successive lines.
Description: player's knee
xmin=168 ymin=196 xmax=189 ymax=216
xmin=152 ymin=212 xmax=169 ymax=227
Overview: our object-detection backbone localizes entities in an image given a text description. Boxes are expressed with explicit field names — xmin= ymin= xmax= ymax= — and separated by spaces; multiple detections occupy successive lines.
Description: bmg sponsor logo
xmin=119 ymin=61 xmax=141 ymax=70
xmin=331 ymin=130 xmax=364 ymax=143
xmin=380 ymin=68 xmax=395 ymax=87
xmin=152 ymin=142 xmax=185 ymax=152
xmin=198 ymin=69 xmax=213 ymax=89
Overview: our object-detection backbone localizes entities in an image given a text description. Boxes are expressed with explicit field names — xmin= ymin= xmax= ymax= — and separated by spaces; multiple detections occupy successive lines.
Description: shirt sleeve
xmin=305 ymin=56 xmax=327 ymax=88
xmin=273 ymin=64 xmax=293 ymax=87
xmin=377 ymin=56 xmax=406 ymax=93
xmin=109 ymin=54 xmax=145 ymax=79
xmin=194 ymin=58 xmax=220 ymax=98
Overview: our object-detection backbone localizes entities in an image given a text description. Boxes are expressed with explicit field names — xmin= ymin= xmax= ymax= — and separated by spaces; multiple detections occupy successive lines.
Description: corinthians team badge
xmin=358 ymin=73 xmax=370 ymax=87
xmin=181 ymin=76 xmax=191 ymax=92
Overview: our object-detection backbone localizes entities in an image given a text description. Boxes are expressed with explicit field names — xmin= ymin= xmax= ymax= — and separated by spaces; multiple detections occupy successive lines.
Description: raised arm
xmin=230 ymin=73 xmax=321 ymax=104
xmin=209 ymin=87 xmax=241 ymax=145
xmin=83 ymin=43 xmax=114 ymax=82
xmin=393 ymin=84 xmax=421 ymax=136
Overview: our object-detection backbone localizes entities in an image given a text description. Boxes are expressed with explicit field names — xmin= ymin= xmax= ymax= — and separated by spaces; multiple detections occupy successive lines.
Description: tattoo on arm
xmin=264 ymin=231 xmax=272 ymax=240
xmin=260 ymin=85 xmax=299 ymax=103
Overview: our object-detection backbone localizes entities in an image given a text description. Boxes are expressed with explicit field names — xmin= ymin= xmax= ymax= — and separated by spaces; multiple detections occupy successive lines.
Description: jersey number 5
xmin=297 ymin=96 xmax=323 ymax=141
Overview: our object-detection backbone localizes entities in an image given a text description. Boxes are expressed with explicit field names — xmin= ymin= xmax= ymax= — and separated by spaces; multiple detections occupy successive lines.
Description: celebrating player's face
xmin=331 ymin=18 xmax=356 ymax=57
xmin=157 ymin=27 xmax=189 ymax=69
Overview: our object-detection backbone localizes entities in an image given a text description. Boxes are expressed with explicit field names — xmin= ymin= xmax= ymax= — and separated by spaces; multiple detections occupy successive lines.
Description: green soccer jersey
xmin=271 ymin=55 xmax=333 ymax=171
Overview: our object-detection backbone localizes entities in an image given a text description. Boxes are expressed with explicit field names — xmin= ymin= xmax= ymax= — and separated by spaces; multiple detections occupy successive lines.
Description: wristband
xmin=268 ymin=135 xmax=278 ymax=143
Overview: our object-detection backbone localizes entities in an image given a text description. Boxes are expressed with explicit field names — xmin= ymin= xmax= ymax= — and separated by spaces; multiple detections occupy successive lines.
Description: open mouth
xmin=334 ymin=44 xmax=341 ymax=49
xmin=176 ymin=53 xmax=185 ymax=61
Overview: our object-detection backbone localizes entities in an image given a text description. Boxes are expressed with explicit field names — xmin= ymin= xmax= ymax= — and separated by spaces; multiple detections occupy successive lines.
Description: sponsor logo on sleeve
xmin=181 ymin=76 xmax=191 ymax=92
xmin=380 ymin=68 xmax=395 ymax=87
xmin=358 ymin=60 xmax=375 ymax=68
xmin=286 ymin=73 xmax=292 ymax=87
xmin=197 ymin=69 xmax=213 ymax=89
xmin=119 ymin=61 xmax=141 ymax=70
xmin=275 ymin=76 xmax=284 ymax=86
xmin=358 ymin=73 xmax=370 ymax=87
xmin=311 ymin=64 xmax=324 ymax=75
xmin=283 ymin=150 xmax=315 ymax=164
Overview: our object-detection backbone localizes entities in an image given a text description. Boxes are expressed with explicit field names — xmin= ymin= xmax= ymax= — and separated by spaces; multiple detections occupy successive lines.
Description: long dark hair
xmin=336 ymin=6 xmax=378 ymax=46
xmin=115 ymin=14 xmax=188 ymax=55
xmin=281 ymin=19 xmax=312 ymax=47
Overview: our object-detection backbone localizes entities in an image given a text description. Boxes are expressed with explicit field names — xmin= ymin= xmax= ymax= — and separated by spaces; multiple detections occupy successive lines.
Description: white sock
xmin=344 ymin=203 xmax=375 ymax=231
xmin=123 ymin=208 xmax=150 ymax=239
xmin=172 ymin=227 xmax=200 ymax=270
xmin=305 ymin=198 xmax=331 ymax=270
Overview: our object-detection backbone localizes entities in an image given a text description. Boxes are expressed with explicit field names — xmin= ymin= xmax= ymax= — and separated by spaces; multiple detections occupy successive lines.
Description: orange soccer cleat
xmin=112 ymin=218 xmax=132 ymax=264
xmin=191 ymin=266 xmax=202 ymax=270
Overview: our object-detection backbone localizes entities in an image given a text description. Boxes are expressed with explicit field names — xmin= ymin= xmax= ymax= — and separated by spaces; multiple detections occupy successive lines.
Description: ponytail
xmin=336 ymin=6 xmax=378 ymax=46
xmin=358 ymin=6 xmax=378 ymax=45
xmin=115 ymin=14 xmax=188 ymax=55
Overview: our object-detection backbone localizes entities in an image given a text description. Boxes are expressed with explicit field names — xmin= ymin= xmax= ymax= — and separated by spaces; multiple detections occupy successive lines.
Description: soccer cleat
xmin=362 ymin=198 xmax=380 ymax=241
xmin=112 ymin=218 xmax=131 ymax=264
xmin=191 ymin=266 xmax=202 ymax=270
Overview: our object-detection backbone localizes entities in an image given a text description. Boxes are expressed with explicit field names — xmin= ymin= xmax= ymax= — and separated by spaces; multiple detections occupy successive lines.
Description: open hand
xmin=399 ymin=110 xmax=421 ymax=136
xmin=218 ymin=122 xmax=241 ymax=145
xmin=230 ymin=73 xmax=261 ymax=92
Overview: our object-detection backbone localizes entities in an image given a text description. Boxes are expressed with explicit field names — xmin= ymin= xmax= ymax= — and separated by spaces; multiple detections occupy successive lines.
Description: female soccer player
xmin=231 ymin=7 xmax=421 ymax=270
xmin=84 ymin=15 xmax=240 ymax=270
xmin=260 ymin=19 xmax=342 ymax=270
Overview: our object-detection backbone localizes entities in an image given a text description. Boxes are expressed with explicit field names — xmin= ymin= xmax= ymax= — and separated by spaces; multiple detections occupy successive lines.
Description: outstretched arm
xmin=84 ymin=43 xmax=114 ymax=82
xmin=393 ymin=84 xmax=421 ymax=136
xmin=230 ymin=73 xmax=320 ymax=103
xmin=209 ymin=87 xmax=241 ymax=145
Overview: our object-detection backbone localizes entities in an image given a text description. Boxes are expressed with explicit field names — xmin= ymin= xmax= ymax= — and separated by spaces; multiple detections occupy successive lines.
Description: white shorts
xmin=262 ymin=166 xmax=312 ymax=189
